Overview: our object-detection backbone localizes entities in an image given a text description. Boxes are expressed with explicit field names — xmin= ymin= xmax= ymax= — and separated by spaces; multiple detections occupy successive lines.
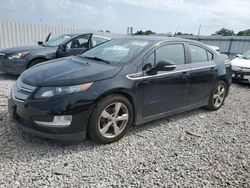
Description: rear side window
xmin=189 ymin=44 xmax=214 ymax=63
xmin=188 ymin=44 xmax=208 ymax=63
xmin=155 ymin=44 xmax=185 ymax=65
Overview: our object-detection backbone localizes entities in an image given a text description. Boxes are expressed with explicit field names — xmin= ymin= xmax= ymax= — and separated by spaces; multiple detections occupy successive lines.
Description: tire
xmin=206 ymin=80 xmax=227 ymax=111
xmin=88 ymin=95 xmax=134 ymax=144
xmin=28 ymin=59 xmax=46 ymax=68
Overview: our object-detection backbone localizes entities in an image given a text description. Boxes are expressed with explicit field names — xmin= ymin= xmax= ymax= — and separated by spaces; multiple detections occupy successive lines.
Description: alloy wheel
xmin=98 ymin=102 xmax=129 ymax=139
xmin=213 ymin=84 xmax=226 ymax=108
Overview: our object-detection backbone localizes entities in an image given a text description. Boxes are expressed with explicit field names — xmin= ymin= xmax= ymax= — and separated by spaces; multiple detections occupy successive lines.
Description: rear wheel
xmin=28 ymin=59 xmax=46 ymax=68
xmin=207 ymin=80 xmax=227 ymax=111
xmin=88 ymin=95 xmax=134 ymax=144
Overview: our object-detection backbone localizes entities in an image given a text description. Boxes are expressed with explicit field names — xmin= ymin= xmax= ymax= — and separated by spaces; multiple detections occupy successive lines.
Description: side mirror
xmin=155 ymin=60 xmax=176 ymax=72
xmin=38 ymin=41 xmax=43 ymax=45
xmin=59 ymin=44 xmax=66 ymax=51
xmin=236 ymin=54 xmax=243 ymax=58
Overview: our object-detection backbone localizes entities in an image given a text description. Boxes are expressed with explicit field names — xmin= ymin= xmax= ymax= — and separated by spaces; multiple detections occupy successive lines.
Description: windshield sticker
xmin=131 ymin=41 xmax=148 ymax=46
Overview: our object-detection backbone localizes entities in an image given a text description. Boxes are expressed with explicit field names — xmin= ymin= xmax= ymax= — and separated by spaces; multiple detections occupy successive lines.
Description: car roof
xmin=127 ymin=35 xmax=196 ymax=43
xmin=66 ymin=33 xmax=111 ymax=40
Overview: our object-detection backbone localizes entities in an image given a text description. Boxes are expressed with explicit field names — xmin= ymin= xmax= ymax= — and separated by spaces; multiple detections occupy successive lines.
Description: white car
xmin=230 ymin=50 xmax=250 ymax=83
xmin=208 ymin=45 xmax=220 ymax=52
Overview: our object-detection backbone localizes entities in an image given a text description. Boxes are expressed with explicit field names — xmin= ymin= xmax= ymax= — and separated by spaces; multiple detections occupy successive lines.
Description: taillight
xmin=224 ymin=59 xmax=231 ymax=65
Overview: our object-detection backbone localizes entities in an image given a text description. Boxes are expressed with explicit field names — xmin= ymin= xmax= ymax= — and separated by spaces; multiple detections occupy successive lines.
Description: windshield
xmin=243 ymin=50 xmax=250 ymax=60
xmin=81 ymin=38 xmax=152 ymax=64
xmin=43 ymin=34 xmax=72 ymax=47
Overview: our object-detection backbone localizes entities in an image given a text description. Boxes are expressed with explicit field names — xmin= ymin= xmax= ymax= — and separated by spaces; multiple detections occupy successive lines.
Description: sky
xmin=0 ymin=0 xmax=249 ymax=35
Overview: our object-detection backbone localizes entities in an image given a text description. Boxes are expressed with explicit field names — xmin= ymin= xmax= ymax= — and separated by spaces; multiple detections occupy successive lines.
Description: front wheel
xmin=206 ymin=80 xmax=227 ymax=111
xmin=88 ymin=95 xmax=134 ymax=144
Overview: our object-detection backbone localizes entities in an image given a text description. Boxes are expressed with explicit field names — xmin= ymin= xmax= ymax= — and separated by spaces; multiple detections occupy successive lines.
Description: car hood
xmin=0 ymin=45 xmax=45 ymax=54
xmin=231 ymin=58 xmax=250 ymax=68
xmin=20 ymin=56 xmax=123 ymax=87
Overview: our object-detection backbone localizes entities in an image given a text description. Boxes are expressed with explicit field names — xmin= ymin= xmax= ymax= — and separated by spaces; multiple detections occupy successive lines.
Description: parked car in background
xmin=231 ymin=49 xmax=250 ymax=83
xmin=0 ymin=33 xmax=110 ymax=75
xmin=9 ymin=37 xmax=232 ymax=144
xmin=208 ymin=45 xmax=220 ymax=52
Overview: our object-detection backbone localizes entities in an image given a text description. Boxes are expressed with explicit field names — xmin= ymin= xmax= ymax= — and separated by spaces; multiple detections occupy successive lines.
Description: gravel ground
xmin=0 ymin=72 xmax=250 ymax=188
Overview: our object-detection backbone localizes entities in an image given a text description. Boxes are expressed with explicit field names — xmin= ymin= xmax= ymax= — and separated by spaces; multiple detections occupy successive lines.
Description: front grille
xmin=12 ymin=79 xmax=36 ymax=102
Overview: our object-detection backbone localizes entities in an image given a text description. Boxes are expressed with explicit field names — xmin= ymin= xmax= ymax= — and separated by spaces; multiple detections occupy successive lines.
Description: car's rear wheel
xmin=28 ymin=59 xmax=46 ymax=68
xmin=88 ymin=95 xmax=133 ymax=144
xmin=207 ymin=80 xmax=227 ymax=111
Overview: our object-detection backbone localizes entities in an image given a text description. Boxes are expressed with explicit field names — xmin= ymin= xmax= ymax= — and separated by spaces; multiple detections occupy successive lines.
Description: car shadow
xmin=0 ymin=72 xmax=19 ymax=80
xmin=128 ymin=107 xmax=206 ymax=136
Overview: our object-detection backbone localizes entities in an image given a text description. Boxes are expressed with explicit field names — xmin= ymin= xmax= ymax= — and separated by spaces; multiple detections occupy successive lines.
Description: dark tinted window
xmin=155 ymin=44 xmax=185 ymax=65
xmin=189 ymin=44 xmax=208 ymax=63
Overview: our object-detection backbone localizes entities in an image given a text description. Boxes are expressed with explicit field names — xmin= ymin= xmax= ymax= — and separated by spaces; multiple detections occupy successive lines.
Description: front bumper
xmin=9 ymin=93 xmax=95 ymax=142
xmin=0 ymin=58 xmax=28 ymax=75
xmin=232 ymin=69 xmax=250 ymax=83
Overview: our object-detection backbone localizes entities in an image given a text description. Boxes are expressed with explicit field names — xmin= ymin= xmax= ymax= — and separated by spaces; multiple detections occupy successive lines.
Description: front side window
xmin=82 ymin=39 xmax=152 ymax=64
xmin=155 ymin=44 xmax=185 ymax=66
xmin=189 ymin=44 xmax=209 ymax=63
xmin=144 ymin=44 xmax=185 ymax=70
xmin=66 ymin=35 xmax=90 ymax=49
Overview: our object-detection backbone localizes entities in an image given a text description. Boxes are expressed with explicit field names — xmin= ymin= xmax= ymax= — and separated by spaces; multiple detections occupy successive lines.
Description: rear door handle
xmin=210 ymin=67 xmax=217 ymax=71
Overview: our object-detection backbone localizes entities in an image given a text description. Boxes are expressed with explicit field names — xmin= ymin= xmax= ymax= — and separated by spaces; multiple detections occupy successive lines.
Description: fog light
xmin=35 ymin=115 xmax=72 ymax=127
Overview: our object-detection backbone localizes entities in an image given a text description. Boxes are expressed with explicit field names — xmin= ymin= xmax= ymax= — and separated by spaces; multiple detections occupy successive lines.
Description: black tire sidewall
xmin=88 ymin=95 xmax=134 ymax=144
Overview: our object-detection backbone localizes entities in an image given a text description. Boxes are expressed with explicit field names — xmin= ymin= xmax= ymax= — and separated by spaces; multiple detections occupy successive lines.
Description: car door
xmin=141 ymin=43 xmax=190 ymax=118
xmin=57 ymin=34 xmax=92 ymax=58
xmin=187 ymin=44 xmax=217 ymax=105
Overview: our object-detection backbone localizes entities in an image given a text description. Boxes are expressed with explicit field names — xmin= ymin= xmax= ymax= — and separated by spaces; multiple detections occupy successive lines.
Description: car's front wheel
xmin=88 ymin=95 xmax=134 ymax=144
xmin=207 ymin=80 xmax=227 ymax=111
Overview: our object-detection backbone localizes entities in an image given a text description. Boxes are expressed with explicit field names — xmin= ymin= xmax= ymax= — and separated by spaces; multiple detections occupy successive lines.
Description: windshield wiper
xmin=82 ymin=56 xmax=110 ymax=64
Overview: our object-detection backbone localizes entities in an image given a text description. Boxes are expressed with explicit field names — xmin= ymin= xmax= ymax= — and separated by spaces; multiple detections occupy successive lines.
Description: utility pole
xmin=198 ymin=25 xmax=202 ymax=36
xmin=174 ymin=25 xmax=180 ymax=36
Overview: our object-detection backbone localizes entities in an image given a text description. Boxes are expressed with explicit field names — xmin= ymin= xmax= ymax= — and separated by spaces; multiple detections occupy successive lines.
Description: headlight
xmin=34 ymin=83 xmax=93 ymax=99
xmin=7 ymin=52 xmax=29 ymax=60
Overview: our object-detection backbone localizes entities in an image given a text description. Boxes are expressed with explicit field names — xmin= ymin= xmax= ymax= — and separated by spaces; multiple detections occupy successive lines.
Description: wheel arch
xmin=219 ymin=76 xmax=230 ymax=96
xmin=27 ymin=57 xmax=48 ymax=68
xmin=93 ymin=88 xmax=137 ymax=126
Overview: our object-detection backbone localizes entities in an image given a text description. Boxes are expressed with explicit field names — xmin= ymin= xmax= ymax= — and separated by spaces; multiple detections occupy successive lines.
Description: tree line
xmin=134 ymin=28 xmax=250 ymax=36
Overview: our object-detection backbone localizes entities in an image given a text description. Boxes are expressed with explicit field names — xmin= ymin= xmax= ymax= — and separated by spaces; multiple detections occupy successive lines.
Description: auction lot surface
xmin=0 ymin=72 xmax=250 ymax=188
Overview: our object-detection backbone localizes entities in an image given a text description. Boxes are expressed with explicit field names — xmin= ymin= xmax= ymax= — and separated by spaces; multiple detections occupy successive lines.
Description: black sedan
xmin=9 ymin=37 xmax=232 ymax=144
xmin=0 ymin=33 xmax=110 ymax=75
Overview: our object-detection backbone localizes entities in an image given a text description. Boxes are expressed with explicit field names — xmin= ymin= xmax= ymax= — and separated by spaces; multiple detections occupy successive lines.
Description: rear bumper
xmin=0 ymin=59 xmax=28 ymax=75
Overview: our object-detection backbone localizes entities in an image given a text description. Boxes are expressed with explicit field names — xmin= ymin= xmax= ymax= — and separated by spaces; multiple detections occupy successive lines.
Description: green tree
xmin=214 ymin=28 xmax=235 ymax=36
xmin=134 ymin=30 xmax=155 ymax=35
xmin=175 ymin=32 xmax=193 ymax=36
xmin=237 ymin=29 xmax=250 ymax=36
